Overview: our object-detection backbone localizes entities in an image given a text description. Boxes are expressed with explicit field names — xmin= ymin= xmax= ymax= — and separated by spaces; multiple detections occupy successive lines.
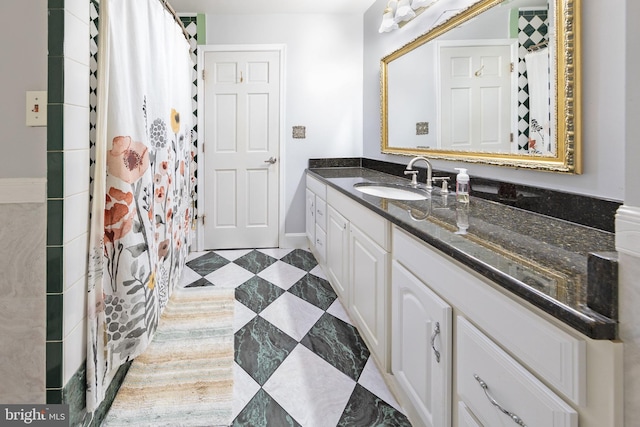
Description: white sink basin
xmin=353 ymin=183 xmax=429 ymax=200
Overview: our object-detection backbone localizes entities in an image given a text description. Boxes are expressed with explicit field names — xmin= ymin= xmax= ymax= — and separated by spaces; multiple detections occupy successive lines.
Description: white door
xmin=392 ymin=260 xmax=452 ymax=427
xmin=439 ymin=43 xmax=514 ymax=152
xmin=203 ymin=49 xmax=280 ymax=249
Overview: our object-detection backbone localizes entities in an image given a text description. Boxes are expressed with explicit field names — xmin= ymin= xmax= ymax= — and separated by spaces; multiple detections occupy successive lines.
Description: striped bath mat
xmin=103 ymin=286 xmax=235 ymax=427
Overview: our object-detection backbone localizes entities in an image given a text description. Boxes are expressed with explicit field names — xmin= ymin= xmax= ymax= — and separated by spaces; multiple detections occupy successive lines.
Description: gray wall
xmin=363 ymin=0 xmax=626 ymax=201
xmin=0 ymin=0 xmax=48 ymax=179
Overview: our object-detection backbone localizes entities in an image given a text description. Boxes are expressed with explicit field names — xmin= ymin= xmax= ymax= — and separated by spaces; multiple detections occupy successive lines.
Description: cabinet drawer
xmin=393 ymin=227 xmax=586 ymax=405
xmin=306 ymin=174 xmax=326 ymax=199
xmin=457 ymin=316 xmax=577 ymax=427
xmin=315 ymin=224 xmax=326 ymax=262
xmin=315 ymin=197 xmax=327 ymax=231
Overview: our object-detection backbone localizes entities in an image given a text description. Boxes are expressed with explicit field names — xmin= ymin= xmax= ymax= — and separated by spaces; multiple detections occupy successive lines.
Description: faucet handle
xmin=432 ymin=176 xmax=450 ymax=193
xmin=404 ymin=169 xmax=419 ymax=186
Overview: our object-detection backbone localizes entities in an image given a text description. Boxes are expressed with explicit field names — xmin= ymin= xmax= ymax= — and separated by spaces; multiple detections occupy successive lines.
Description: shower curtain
xmin=87 ymin=0 xmax=194 ymax=412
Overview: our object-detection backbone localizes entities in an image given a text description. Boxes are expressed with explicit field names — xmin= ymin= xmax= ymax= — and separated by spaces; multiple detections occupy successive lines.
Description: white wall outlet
xmin=26 ymin=91 xmax=47 ymax=127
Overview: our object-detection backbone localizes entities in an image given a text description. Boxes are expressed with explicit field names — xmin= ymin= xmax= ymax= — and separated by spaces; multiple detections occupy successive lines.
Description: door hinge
xmin=510 ymin=132 xmax=514 ymax=143
xmin=201 ymin=214 xmax=206 ymax=225
xmin=202 ymin=69 xmax=206 ymax=81
xmin=202 ymin=142 xmax=204 ymax=153
xmin=510 ymin=62 xmax=514 ymax=73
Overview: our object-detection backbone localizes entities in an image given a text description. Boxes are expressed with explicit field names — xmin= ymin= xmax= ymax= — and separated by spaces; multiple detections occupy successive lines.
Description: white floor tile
xmin=257 ymin=248 xmax=293 ymax=259
xmin=309 ymin=264 xmax=327 ymax=280
xmin=263 ymin=345 xmax=356 ymax=427
xmin=204 ymin=263 xmax=254 ymax=288
xmin=358 ymin=357 xmax=404 ymax=413
xmin=186 ymin=250 xmax=208 ymax=262
xmin=259 ymin=293 xmax=324 ymax=341
xmin=234 ymin=300 xmax=257 ymax=334
xmin=214 ymin=249 xmax=253 ymax=262
xmin=257 ymin=260 xmax=307 ymax=291
xmin=232 ymin=362 xmax=261 ymax=420
xmin=326 ymin=298 xmax=353 ymax=326
xmin=178 ymin=266 xmax=202 ymax=288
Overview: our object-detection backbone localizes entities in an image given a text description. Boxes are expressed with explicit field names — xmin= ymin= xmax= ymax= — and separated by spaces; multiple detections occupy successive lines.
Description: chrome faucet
xmin=405 ymin=156 xmax=433 ymax=190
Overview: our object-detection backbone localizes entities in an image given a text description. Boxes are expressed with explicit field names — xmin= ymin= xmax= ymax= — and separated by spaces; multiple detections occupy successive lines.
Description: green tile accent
xmin=47 ymin=294 xmax=63 ymax=341
xmin=509 ymin=8 xmax=518 ymax=39
xmin=47 ymin=152 xmax=64 ymax=199
xmin=197 ymin=13 xmax=206 ymax=44
xmin=48 ymin=56 xmax=64 ymax=105
xmin=47 ymin=388 xmax=63 ymax=404
xmin=48 ymin=9 xmax=65 ymax=57
xmin=46 ymin=341 xmax=63 ymax=389
xmin=47 ymin=104 xmax=64 ymax=151
xmin=47 ymin=247 xmax=64 ymax=294
xmin=47 ymin=199 xmax=64 ymax=245
xmin=48 ymin=0 xmax=64 ymax=9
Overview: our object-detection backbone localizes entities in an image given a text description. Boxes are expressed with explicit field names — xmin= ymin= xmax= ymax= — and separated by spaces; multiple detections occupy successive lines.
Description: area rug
xmin=102 ymin=286 xmax=235 ymax=427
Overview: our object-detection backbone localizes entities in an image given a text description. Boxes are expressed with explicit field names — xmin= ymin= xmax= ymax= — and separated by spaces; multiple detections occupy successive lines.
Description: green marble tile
xmin=232 ymin=389 xmax=301 ymax=427
xmin=47 ymin=151 xmax=64 ymax=199
xmin=235 ymin=276 xmax=284 ymax=314
xmin=48 ymin=56 xmax=64 ymax=105
xmin=46 ymin=341 xmax=63 ymax=389
xmin=301 ymin=313 xmax=369 ymax=382
xmin=48 ymin=9 xmax=64 ymax=57
xmin=47 ymin=388 xmax=63 ymax=404
xmin=235 ymin=316 xmax=297 ymax=386
xmin=47 ymin=104 xmax=64 ymax=151
xmin=47 ymin=294 xmax=63 ymax=341
xmin=234 ymin=250 xmax=277 ymax=274
xmin=338 ymin=384 xmax=412 ymax=427
xmin=63 ymin=364 xmax=90 ymax=427
xmin=47 ymin=246 xmax=64 ymax=293
xmin=47 ymin=199 xmax=63 ymax=246
xmin=88 ymin=361 xmax=132 ymax=427
xmin=281 ymin=249 xmax=318 ymax=272
xmin=186 ymin=251 xmax=229 ymax=276
xmin=48 ymin=0 xmax=64 ymax=9
xmin=288 ymin=274 xmax=337 ymax=311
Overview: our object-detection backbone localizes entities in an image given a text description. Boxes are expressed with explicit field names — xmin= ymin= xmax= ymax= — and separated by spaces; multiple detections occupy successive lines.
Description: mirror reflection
xmin=381 ymin=0 xmax=581 ymax=173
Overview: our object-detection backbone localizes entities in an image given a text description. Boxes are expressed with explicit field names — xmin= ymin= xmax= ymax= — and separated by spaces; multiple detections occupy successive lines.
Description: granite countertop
xmin=307 ymin=166 xmax=618 ymax=340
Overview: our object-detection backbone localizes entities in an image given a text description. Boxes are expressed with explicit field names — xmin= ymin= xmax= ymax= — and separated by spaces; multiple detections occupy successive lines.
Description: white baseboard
xmin=280 ymin=233 xmax=308 ymax=249
xmin=616 ymin=205 xmax=640 ymax=257
xmin=0 ymin=178 xmax=47 ymax=204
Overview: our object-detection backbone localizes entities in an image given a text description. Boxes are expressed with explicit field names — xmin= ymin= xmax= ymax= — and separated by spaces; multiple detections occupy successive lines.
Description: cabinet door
xmin=350 ymin=224 xmax=389 ymax=368
xmin=327 ymin=206 xmax=349 ymax=303
xmin=305 ymin=188 xmax=315 ymax=247
xmin=392 ymin=260 xmax=452 ymax=427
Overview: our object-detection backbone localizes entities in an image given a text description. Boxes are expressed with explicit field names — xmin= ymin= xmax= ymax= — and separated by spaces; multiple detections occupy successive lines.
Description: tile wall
xmin=47 ymin=0 xmax=91 ymax=405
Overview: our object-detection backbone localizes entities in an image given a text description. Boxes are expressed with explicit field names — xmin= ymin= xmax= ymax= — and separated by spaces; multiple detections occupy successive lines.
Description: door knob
xmin=264 ymin=157 xmax=277 ymax=164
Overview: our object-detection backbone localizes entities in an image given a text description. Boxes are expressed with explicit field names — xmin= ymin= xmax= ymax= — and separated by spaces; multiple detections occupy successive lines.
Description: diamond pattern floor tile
xmin=179 ymin=248 xmax=409 ymax=426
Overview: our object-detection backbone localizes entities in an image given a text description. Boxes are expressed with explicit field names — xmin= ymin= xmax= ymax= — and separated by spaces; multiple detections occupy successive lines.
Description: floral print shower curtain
xmin=87 ymin=0 xmax=194 ymax=412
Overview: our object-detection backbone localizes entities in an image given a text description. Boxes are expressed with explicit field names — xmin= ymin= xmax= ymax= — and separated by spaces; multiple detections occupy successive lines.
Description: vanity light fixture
xmin=378 ymin=0 xmax=440 ymax=33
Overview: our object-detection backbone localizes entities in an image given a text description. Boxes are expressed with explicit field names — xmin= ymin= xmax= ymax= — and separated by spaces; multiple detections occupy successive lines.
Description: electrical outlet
xmin=26 ymin=91 xmax=47 ymax=127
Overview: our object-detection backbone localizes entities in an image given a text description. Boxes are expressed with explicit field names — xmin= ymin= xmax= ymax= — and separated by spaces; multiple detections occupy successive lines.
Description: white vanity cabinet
xmin=392 ymin=260 xmax=452 ymax=427
xmin=325 ymin=186 xmax=391 ymax=369
xmin=326 ymin=205 xmax=349 ymax=303
xmin=306 ymin=175 xmax=327 ymax=262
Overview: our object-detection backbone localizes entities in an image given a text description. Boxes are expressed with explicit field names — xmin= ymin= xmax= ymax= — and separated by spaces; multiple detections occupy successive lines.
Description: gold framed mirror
xmin=381 ymin=0 xmax=581 ymax=173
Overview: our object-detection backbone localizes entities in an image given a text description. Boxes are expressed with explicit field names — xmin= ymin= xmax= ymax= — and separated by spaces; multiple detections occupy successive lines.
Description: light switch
xmin=26 ymin=91 xmax=47 ymax=127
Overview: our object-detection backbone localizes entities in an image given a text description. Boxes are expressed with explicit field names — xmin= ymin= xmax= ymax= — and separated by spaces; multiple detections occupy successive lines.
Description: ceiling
xmin=169 ymin=0 xmax=378 ymax=15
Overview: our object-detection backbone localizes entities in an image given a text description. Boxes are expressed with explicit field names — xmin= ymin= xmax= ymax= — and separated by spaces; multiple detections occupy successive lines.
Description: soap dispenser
xmin=454 ymin=168 xmax=470 ymax=203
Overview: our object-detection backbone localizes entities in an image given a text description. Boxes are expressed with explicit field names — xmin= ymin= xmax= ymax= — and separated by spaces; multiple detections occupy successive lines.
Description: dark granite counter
xmin=307 ymin=166 xmax=618 ymax=340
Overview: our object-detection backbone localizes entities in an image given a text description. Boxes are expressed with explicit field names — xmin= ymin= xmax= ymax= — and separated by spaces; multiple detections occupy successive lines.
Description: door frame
xmin=196 ymin=44 xmax=286 ymax=251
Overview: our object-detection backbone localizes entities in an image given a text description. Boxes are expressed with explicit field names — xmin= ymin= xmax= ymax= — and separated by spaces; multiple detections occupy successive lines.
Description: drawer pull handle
xmin=430 ymin=322 xmax=441 ymax=363
xmin=474 ymin=374 xmax=527 ymax=427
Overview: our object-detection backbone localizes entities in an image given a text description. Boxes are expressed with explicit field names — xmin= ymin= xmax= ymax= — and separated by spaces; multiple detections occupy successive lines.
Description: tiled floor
xmin=180 ymin=248 xmax=412 ymax=427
